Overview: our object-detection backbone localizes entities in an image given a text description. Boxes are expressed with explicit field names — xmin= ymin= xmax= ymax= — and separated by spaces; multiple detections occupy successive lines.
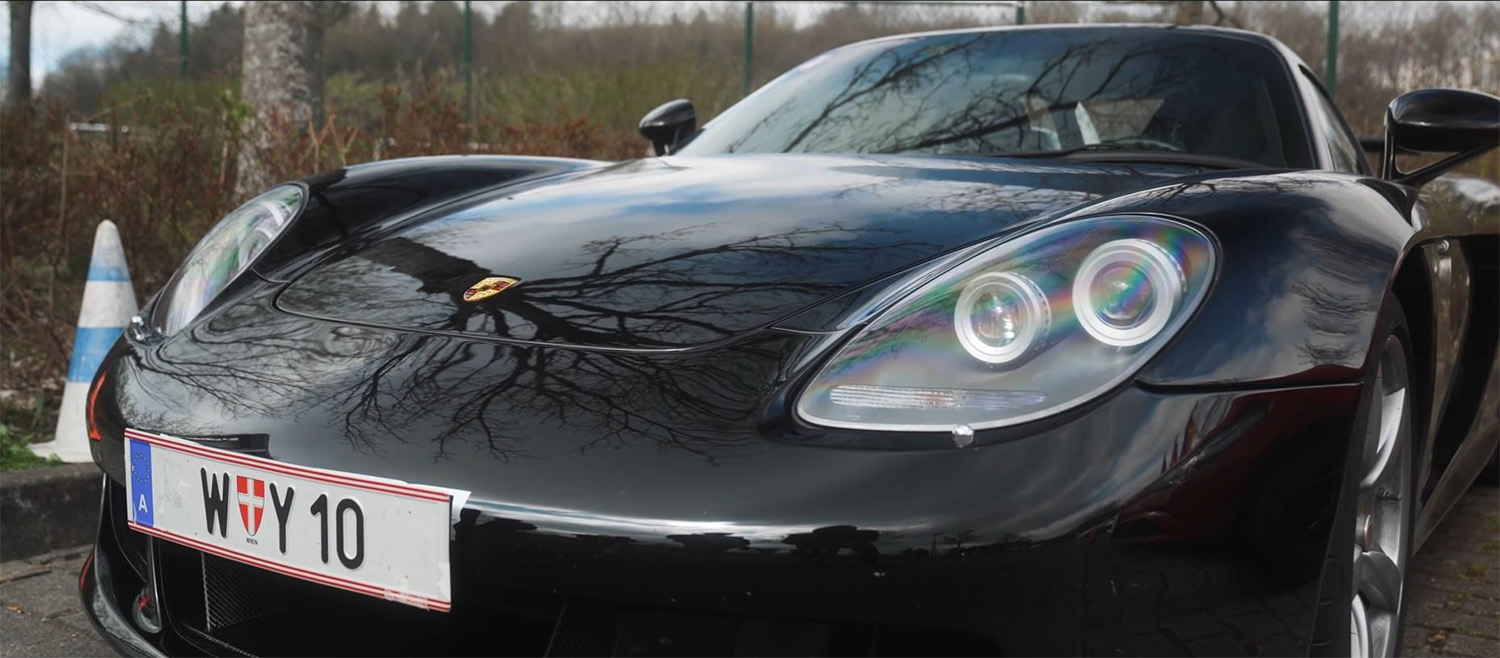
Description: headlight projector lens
xmin=955 ymin=272 xmax=1050 ymax=364
xmin=1073 ymin=239 xmax=1185 ymax=347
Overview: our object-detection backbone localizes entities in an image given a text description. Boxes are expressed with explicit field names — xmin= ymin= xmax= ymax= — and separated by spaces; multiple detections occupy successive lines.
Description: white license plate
xmin=124 ymin=428 xmax=464 ymax=612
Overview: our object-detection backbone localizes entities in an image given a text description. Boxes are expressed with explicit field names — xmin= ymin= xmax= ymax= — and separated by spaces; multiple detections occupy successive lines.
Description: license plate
xmin=123 ymin=428 xmax=464 ymax=612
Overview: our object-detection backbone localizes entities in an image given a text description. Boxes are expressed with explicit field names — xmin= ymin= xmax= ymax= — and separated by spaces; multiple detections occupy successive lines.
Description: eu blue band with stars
xmin=129 ymin=439 xmax=154 ymax=527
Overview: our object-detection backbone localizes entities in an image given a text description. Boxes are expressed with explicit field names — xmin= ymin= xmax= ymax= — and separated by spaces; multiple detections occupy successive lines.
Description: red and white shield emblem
xmin=236 ymin=476 xmax=265 ymax=536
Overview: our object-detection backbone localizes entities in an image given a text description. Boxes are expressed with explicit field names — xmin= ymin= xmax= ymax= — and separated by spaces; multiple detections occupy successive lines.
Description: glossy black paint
xmin=257 ymin=155 xmax=606 ymax=282
xmin=277 ymin=155 xmax=1214 ymax=349
xmin=82 ymin=25 xmax=1500 ymax=657
xmin=86 ymin=281 xmax=1365 ymax=655
xmin=1100 ymin=172 xmax=1412 ymax=386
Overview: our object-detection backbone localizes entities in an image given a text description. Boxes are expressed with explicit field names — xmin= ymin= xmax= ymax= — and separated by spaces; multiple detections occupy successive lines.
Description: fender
xmin=771 ymin=169 xmax=1421 ymax=388
xmin=254 ymin=155 xmax=609 ymax=282
xmin=1070 ymin=171 xmax=1419 ymax=387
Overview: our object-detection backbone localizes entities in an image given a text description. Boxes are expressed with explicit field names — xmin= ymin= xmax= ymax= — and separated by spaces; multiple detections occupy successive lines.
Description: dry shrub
xmin=0 ymin=83 xmax=641 ymax=393
xmin=2 ymin=98 xmax=238 ymax=394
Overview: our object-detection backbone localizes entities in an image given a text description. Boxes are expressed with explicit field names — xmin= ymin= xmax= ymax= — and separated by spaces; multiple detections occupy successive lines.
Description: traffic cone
xmin=31 ymin=221 xmax=138 ymax=463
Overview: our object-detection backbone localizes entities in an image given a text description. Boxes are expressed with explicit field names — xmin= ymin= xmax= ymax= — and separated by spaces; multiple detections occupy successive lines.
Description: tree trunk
xmin=6 ymin=0 xmax=33 ymax=107
xmin=236 ymin=1 xmax=323 ymax=197
xmin=1175 ymin=1 xmax=1205 ymax=25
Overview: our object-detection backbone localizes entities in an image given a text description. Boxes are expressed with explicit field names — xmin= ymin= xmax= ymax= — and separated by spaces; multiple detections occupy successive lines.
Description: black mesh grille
xmin=201 ymin=553 xmax=286 ymax=632
xmin=153 ymin=542 xmax=993 ymax=656
xmin=547 ymin=602 xmax=617 ymax=657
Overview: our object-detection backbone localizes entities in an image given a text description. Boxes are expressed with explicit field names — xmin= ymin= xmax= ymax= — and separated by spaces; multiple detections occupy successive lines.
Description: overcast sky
xmin=4 ymin=1 xmax=225 ymax=80
xmin=0 ymin=0 xmax=1477 ymax=84
xmin=6 ymin=1 xmax=825 ymax=81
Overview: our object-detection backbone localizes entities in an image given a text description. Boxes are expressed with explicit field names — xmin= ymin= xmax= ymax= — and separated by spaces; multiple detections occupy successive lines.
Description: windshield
xmin=679 ymin=28 xmax=1313 ymax=168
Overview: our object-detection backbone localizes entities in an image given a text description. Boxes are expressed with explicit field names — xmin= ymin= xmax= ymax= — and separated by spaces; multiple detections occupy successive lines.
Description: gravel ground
xmin=3 ymin=485 xmax=1496 ymax=657
xmin=0 ymin=545 xmax=111 ymax=657
xmin=1400 ymin=484 xmax=1500 ymax=657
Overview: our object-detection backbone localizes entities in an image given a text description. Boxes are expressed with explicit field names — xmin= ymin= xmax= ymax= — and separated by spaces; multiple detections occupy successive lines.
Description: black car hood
xmin=278 ymin=154 xmax=1204 ymax=349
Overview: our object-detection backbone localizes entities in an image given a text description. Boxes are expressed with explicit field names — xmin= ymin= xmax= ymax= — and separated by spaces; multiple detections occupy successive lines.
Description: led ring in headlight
xmin=1072 ymin=239 xmax=1185 ymax=347
xmin=955 ymin=272 xmax=1049 ymax=364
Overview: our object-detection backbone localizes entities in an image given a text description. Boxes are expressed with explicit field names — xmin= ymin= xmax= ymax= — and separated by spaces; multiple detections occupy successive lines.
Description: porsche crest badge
xmin=463 ymin=276 xmax=519 ymax=302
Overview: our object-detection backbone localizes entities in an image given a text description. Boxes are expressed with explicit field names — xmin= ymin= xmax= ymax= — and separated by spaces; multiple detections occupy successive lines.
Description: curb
xmin=0 ymin=464 xmax=101 ymax=562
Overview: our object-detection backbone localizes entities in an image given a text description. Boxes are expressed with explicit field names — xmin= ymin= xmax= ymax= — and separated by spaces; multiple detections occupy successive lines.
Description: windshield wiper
xmin=980 ymin=143 xmax=1268 ymax=170
xmin=992 ymin=141 xmax=1177 ymax=158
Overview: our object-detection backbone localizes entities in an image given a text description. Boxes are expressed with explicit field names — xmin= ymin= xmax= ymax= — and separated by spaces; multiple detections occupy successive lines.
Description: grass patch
xmin=0 ymin=423 xmax=61 ymax=471
xmin=0 ymin=393 xmax=61 ymax=471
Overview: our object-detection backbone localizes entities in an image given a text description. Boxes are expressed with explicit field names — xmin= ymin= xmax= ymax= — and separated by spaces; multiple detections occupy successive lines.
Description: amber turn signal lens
xmin=87 ymin=371 xmax=106 ymax=441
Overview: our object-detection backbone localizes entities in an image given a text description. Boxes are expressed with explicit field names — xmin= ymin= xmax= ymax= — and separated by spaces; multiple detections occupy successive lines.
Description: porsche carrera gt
xmin=80 ymin=25 xmax=1500 ymax=657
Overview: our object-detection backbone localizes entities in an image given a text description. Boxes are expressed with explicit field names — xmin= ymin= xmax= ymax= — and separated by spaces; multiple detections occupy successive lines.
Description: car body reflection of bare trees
xmin=132 ymin=294 xmax=794 ymax=464
xmin=121 ymin=152 xmax=1228 ymax=475
xmin=1083 ymin=175 xmax=1401 ymax=385
xmin=276 ymin=153 xmax=1201 ymax=349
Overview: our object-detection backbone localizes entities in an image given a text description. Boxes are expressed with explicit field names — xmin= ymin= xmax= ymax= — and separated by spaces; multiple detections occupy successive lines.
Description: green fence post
xmin=1326 ymin=0 xmax=1339 ymax=97
xmin=463 ymin=0 xmax=473 ymax=120
xmin=179 ymin=1 xmax=188 ymax=77
xmin=1017 ymin=1 xmax=1026 ymax=25
xmin=743 ymin=2 xmax=754 ymax=97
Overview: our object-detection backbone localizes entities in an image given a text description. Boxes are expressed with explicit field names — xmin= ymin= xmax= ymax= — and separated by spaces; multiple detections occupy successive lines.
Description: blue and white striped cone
xmin=32 ymin=220 xmax=138 ymax=463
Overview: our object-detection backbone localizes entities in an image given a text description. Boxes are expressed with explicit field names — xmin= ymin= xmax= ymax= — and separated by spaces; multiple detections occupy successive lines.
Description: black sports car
xmin=81 ymin=25 xmax=1499 ymax=657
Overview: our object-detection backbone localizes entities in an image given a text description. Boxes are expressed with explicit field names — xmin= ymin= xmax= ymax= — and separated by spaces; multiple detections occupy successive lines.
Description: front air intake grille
xmin=155 ymin=542 xmax=560 ymax=656
xmin=152 ymin=541 xmax=999 ymax=656
xmin=201 ymin=553 xmax=286 ymax=632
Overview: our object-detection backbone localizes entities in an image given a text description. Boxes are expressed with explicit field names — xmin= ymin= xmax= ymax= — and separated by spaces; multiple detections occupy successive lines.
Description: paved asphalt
xmin=1400 ymin=483 xmax=1500 ymax=657
xmin=3 ymin=485 xmax=1496 ymax=657
xmin=0 ymin=545 xmax=105 ymax=657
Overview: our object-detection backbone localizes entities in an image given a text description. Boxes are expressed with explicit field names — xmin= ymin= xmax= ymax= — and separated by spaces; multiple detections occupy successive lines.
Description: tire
xmin=1311 ymin=295 xmax=1419 ymax=658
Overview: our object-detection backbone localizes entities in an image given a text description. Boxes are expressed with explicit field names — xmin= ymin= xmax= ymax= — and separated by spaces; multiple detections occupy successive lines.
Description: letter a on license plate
xmin=124 ymin=428 xmax=466 ymax=612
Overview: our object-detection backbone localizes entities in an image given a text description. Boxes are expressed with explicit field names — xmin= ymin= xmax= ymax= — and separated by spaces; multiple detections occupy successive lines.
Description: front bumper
xmin=79 ymin=477 xmax=167 ymax=658
xmin=84 ymin=380 xmax=1360 ymax=657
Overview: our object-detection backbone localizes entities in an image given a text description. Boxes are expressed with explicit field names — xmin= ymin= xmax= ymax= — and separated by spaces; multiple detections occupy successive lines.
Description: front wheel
xmin=1325 ymin=298 xmax=1418 ymax=658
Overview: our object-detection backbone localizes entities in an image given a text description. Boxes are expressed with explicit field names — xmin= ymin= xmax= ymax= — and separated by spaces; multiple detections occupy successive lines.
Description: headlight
xmin=796 ymin=215 xmax=1215 ymax=432
xmin=154 ymin=185 xmax=304 ymax=335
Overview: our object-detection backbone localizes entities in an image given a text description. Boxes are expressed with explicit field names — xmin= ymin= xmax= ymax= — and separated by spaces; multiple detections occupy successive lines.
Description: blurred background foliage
xmin=1 ymin=1 xmax=1498 ymax=442
xmin=28 ymin=1 xmax=1500 ymax=137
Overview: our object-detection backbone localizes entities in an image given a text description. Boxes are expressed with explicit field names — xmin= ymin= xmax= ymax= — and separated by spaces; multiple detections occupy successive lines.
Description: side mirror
xmin=1382 ymin=89 xmax=1500 ymax=186
xmin=1359 ymin=136 xmax=1418 ymax=158
xmin=639 ymin=99 xmax=696 ymax=156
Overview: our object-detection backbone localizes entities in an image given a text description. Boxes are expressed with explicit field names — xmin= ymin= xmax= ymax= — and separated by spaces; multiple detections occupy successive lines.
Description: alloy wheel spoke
xmin=1349 ymin=335 xmax=1410 ymax=658
xmin=1361 ymin=389 xmax=1405 ymax=487
xmin=1351 ymin=596 xmax=1371 ymax=658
